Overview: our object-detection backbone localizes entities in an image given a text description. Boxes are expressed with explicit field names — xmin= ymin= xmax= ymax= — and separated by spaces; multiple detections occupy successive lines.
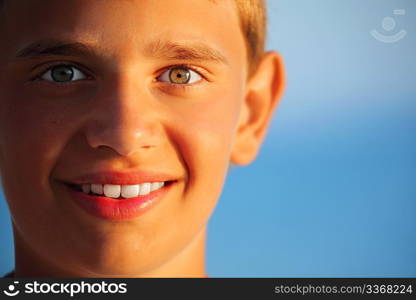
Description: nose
xmin=84 ymin=71 xmax=161 ymax=157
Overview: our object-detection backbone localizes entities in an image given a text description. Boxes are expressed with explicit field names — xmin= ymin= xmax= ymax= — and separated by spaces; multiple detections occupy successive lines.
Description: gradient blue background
xmin=1 ymin=0 xmax=415 ymax=277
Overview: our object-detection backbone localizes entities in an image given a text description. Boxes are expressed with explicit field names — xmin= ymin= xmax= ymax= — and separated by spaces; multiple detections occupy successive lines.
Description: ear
xmin=230 ymin=51 xmax=285 ymax=166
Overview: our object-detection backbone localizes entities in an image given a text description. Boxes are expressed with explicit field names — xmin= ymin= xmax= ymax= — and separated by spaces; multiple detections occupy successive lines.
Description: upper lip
xmin=63 ymin=170 xmax=177 ymax=185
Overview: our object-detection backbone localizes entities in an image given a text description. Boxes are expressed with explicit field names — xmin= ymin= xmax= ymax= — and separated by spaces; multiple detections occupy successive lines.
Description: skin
xmin=0 ymin=0 xmax=285 ymax=277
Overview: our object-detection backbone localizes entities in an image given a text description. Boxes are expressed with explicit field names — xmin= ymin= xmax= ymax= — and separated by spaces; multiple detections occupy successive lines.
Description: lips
xmin=64 ymin=181 xmax=174 ymax=220
xmin=60 ymin=170 xmax=177 ymax=220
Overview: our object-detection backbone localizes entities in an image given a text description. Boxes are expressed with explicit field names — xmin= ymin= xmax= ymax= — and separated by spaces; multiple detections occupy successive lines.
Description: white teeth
xmin=91 ymin=184 xmax=103 ymax=195
xmin=150 ymin=181 xmax=165 ymax=191
xmin=121 ymin=185 xmax=140 ymax=198
xmin=103 ymin=184 xmax=121 ymax=198
xmin=139 ymin=182 xmax=151 ymax=195
xmin=150 ymin=182 xmax=160 ymax=192
xmin=82 ymin=184 xmax=91 ymax=194
xmin=79 ymin=182 xmax=167 ymax=199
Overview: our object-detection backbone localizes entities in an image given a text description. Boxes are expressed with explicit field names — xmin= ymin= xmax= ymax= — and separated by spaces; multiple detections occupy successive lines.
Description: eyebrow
xmin=144 ymin=39 xmax=229 ymax=65
xmin=15 ymin=39 xmax=229 ymax=66
xmin=15 ymin=40 xmax=97 ymax=59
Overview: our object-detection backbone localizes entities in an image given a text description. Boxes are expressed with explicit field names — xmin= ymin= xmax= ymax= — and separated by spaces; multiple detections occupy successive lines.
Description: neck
xmin=14 ymin=225 xmax=208 ymax=278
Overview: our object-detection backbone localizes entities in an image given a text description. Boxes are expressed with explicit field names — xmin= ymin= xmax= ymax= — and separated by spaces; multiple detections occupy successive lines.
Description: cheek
xmin=0 ymin=91 xmax=78 ymax=218
xmin=164 ymin=90 xmax=243 ymax=223
xmin=176 ymin=93 xmax=240 ymax=167
xmin=0 ymin=99 xmax=67 ymax=175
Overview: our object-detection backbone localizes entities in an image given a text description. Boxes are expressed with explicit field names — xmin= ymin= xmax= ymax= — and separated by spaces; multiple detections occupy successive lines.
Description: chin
xmin=71 ymin=240 xmax=167 ymax=277
xmin=68 ymin=253 xmax=153 ymax=277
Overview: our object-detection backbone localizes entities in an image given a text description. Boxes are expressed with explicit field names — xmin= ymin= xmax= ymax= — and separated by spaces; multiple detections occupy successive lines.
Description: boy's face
xmin=0 ymin=0 xmax=281 ymax=276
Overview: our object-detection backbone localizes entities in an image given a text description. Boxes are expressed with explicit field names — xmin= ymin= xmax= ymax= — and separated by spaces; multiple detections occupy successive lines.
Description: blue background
xmin=1 ymin=0 xmax=415 ymax=277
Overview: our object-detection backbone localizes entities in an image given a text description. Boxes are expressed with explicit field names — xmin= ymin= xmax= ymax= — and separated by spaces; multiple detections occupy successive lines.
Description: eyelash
xmin=32 ymin=61 xmax=208 ymax=90
xmin=156 ymin=64 xmax=207 ymax=90
xmin=31 ymin=61 xmax=92 ymax=84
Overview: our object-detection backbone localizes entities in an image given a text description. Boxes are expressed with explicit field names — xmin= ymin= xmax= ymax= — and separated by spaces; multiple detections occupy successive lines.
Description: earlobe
xmin=231 ymin=51 xmax=286 ymax=166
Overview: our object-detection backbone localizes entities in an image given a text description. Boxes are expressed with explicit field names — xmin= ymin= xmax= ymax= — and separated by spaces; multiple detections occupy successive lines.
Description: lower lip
xmin=64 ymin=182 xmax=173 ymax=221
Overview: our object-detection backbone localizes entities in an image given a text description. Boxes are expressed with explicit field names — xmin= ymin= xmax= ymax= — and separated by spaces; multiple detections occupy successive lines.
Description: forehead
xmin=0 ymin=0 xmax=246 ymax=72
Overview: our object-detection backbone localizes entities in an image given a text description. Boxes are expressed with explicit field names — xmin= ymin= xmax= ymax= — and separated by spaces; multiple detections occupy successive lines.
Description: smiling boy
xmin=0 ymin=0 xmax=284 ymax=277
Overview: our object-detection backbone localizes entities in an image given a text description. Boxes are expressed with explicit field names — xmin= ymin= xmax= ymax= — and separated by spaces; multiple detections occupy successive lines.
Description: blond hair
xmin=233 ymin=0 xmax=267 ymax=79
xmin=210 ymin=0 xmax=267 ymax=79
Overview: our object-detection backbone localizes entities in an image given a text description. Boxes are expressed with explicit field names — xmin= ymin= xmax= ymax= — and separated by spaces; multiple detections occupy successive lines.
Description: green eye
xmin=158 ymin=66 xmax=202 ymax=84
xmin=40 ymin=65 xmax=88 ymax=83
